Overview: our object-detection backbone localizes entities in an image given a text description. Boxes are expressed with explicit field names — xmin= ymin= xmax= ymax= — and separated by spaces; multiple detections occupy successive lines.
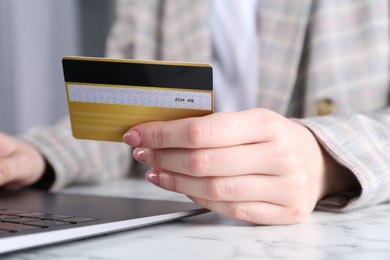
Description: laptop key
xmin=1 ymin=218 xmax=38 ymax=224
xmin=0 ymin=215 xmax=14 ymax=219
xmin=0 ymin=222 xmax=40 ymax=233
xmin=38 ymin=214 xmax=74 ymax=220
xmin=0 ymin=210 xmax=28 ymax=215
xmin=15 ymin=212 xmax=44 ymax=218
xmin=60 ymin=217 xmax=98 ymax=224
xmin=27 ymin=220 xmax=72 ymax=228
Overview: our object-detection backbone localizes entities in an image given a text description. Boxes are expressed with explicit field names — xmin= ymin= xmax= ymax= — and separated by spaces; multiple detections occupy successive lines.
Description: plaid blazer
xmin=23 ymin=0 xmax=390 ymax=211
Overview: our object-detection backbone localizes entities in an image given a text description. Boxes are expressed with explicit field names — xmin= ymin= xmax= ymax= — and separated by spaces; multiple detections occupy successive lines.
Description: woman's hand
xmin=124 ymin=108 xmax=358 ymax=225
xmin=0 ymin=132 xmax=45 ymax=189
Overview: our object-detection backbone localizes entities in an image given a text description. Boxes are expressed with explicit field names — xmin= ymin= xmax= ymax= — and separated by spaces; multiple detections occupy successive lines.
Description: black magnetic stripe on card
xmin=62 ymin=59 xmax=213 ymax=91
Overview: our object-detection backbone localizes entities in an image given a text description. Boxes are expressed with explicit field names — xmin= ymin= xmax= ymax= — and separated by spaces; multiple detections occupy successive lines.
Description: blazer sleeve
xmin=20 ymin=117 xmax=132 ymax=191
xmin=298 ymin=107 xmax=390 ymax=211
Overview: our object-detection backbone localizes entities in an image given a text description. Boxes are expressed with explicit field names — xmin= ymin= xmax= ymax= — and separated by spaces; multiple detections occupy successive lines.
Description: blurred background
xmin=0 ymin=0 xmax=116 ymax=135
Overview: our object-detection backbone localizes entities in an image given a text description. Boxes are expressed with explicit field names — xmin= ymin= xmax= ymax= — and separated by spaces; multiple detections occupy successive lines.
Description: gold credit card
xmin=62 ymin=56 xmax=214 ymax=142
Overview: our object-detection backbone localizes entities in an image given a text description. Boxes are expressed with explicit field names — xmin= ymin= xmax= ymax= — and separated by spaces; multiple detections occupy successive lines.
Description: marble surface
xmin=3 ymin=178 xmax=390 ymax=260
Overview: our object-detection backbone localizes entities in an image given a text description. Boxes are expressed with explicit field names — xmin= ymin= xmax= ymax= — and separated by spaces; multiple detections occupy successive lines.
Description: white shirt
xmin=210 ymin=0 xmax=260 ymax=112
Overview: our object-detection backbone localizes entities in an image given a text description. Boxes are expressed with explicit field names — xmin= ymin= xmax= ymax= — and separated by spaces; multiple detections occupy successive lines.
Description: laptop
xmin=0 ymin=188 xmax=208 ymax=254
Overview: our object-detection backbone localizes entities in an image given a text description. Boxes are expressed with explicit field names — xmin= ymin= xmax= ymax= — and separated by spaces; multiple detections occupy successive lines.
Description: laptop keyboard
xmin=0 ymin=209 xmax=97 ymax=235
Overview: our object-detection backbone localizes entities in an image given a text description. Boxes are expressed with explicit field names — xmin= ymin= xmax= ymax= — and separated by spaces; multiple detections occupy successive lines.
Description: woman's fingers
xmin=145 ymin=169 xmax=304 ymax=205
xmin=124 ymin=109 xmax=281 ymax=149
xmin=145 ymin=166 xmax=312 ymax=224
xmin=0 ymin=156 xmax=35 ymax=188
xmin=133 ymin=141 xmax=293 ymax=177
xmin=188 ymin=197 xmax=310 ymax=225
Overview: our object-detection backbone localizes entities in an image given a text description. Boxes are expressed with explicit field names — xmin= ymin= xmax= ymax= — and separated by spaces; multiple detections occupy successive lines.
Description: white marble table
xmin=3 ymin=178 xmax=390 ymax=260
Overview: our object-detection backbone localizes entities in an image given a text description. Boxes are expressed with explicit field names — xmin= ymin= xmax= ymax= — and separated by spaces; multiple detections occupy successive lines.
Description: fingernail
xmin=146 ymin=169 xmax=160 ymax=186
xmin=123 ymin=129 xmax=142 ymax=147
xmin=133 ymin=148 xmax=145 ymax=164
